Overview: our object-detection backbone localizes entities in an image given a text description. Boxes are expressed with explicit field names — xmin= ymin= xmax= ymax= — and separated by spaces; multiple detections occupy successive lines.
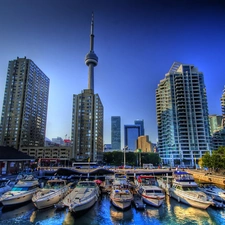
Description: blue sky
xmin=0 ymin=0 xmax=225 ymax=147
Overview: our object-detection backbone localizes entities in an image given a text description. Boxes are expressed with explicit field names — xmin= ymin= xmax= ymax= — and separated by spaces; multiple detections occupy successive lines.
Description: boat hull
xmin=110 ymin=198 xmax=132 ymax=210
xmin=32 ymin=187 xmax=69 ymax=209
xmin=141 ymin=195 xmax=164 ymax=207
xmin=1 ymin=189 xmax=39 ymax=207
xmin=169 ymin=189 xmax=212 ymax=209
xmin=69 ymin=194 xmax=98 ymax=213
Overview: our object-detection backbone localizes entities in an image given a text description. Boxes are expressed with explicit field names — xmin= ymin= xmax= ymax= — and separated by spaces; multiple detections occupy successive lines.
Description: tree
xmin=202 ymin=152 xmax=212 ymax=169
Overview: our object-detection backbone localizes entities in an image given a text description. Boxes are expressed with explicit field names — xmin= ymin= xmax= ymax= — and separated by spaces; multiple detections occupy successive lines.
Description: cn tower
xmin=85 ymin=13 xmax=98 ymax=92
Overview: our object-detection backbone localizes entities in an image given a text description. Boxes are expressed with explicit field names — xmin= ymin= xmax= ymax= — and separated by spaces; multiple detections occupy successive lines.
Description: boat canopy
xmin=174 ymin=171 xmax=189 ymax=175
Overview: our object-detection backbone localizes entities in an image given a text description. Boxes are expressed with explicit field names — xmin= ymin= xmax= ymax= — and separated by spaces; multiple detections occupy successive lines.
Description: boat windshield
xmin=12 ymin=187 xmax=29 ymax=191
xmin=77 ymin=182 xmax=96 ymax=187
xmin=146 ymin=190 xmax=162 ymax=194
xmin=182 ymin=187 xmax=198 ymax=191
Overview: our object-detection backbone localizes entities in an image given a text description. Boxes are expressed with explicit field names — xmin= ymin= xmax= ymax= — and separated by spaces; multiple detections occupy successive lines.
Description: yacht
xmin=198 ymin=183 xmax=225 ymax=207
xmin=32 ymin=179 xmax=70 ymax=209
xmin=109 ymin=173 xmax=133 ymax=210
xmin=169 ymin=171 xmax=214 ymax=209
xmin=63 ymin=180 xmax=100 ymax=213
xmin=0 ymin=175 xmax=40 ymax=207
xmin=0 ymin=179 xmax=12 ymax=195
xmin=135 ymin=175 xmax=165 ymax=207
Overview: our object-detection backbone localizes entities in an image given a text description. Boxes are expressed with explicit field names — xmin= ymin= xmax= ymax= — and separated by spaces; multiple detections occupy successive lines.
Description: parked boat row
xmin=0 ymin=169 xmax=224 ymax=215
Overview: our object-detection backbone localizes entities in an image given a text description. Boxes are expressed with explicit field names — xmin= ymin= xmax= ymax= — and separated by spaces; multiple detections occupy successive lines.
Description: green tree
xmin=202 ymin=152 xmax=212 ymax=169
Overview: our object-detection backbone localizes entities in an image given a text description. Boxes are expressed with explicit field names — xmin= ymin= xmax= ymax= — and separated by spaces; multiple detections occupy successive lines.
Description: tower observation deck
xmin=85 ymin=13 xmax=98 ymax=92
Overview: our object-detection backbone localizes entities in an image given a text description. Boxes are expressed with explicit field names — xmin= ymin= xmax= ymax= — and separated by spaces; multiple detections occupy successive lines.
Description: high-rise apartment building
xmin=71 ymin=15 xmax=103 ymax=162
xmin=211 ymin=87 xmax=225 ymax=150
xmin=0 ymin=57 xmax=49 ymax=149
xmin=221 ymin=86 xmax=225 ymax=128
xmin=208 ymin=115 xmax=223 ymax=135
xmin=124 ymin=124 xmax=141 ymax=151
xmin=134 ymin=119 xmax=145 ymax=136
xmin=156 ymin=62 xmax=211 ymax=167
xmin=111 ymin=116 xmax=121 ymax=150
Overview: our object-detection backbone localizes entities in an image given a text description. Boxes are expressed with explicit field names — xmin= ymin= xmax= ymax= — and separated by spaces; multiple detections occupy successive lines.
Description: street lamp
xmin=136 ymin=149 xmax=142 ymax=168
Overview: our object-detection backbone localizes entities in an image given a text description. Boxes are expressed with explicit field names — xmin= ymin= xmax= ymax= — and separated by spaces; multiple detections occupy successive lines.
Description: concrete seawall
xmin=187 ymin=170 xmax=225 ymax=188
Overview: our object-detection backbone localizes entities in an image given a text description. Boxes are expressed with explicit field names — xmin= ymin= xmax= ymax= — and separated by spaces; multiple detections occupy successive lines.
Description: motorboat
xmin=110 ymin=186 xmax=133 ymax=210
xmin=0 ymin=179 xmax=12 ymax=195
xmin=135 ymin=175 xmax=165 ymax=207
xmin=198 ymin=183 xmax=225 ymax=207
xmin=63 ymin=180 xmax=100 ymax=213
xmin=0 ymin=174 xmax=40 ymax=207
xmin=169 ymin=171 xmax=214 ymax=209
xmin=109 ymin=173 xmax=133 ymax=210
xmin=100 ymin=175 xmax=114 ymax=194
xmin=32 ymin=179 xmax=70 ymax=209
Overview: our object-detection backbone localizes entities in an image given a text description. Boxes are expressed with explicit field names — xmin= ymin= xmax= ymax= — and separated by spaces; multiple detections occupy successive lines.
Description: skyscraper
xmin=221 ymin=86 xmax=225 ymax=128
xmin=208 ymin=115 xmax=223 ymax=135
xmin=0 ymin=57 xmax=49 ymax=149
xmin=134 ymin=119 xmax=145 ymax=136
xmin=124 ymin=124 xmax=141 ymax=151
xmin=156 ymin=62 xmax=211 ymax=167
xmin=111 ymin=116 xmax=121 ymax=150
xmin=71 ymin=14 xmax=103 ymax=162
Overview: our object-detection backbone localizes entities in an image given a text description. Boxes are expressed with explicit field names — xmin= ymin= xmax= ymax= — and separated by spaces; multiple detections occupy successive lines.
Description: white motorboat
xmin=109 ymin=173 xmax=133 ymax=210
xmin=169 ymin=171 xmax=214 ymax=209
xmin=110 ymin=186 xmax=133 ymax=210
xmin=0 ymin=175 xmax=40 ymax=207
xmin=135 ymin=175 xmax=165 ymax=207
xmin=32 ymin=179 xmax=70 ymax=209
xmin=198 ymin=183 xmax=225 ymax=207
xmin=63 ymin=180 xmax=100 ymax=213
xmin=0 ymin=179 xmax=12 ymax=195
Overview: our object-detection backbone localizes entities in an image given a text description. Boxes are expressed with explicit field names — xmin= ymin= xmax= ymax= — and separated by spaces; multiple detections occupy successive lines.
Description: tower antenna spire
xmin=85 ymin=12 xmax=98 ymax=92
xmin=90 ymin=12 xmax=94 ymax=51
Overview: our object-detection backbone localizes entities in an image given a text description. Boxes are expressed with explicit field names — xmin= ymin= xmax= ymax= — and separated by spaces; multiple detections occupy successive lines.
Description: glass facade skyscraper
xmin=134 ymin=119 xmax=144 ymax=136
xmin=0 ymin=57 xmax=49 ymax=149
xmin=111 ymin=116 xmax=121 ymax=150
xmin=124 ymin=124 xmax=141 ymax=151
xmin=156 ymin=62 xmax=211 ymax=167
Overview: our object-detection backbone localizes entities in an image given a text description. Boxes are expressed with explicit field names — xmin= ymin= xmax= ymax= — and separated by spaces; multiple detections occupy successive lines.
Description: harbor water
xmin=0 ymin=194 xmax=224 ymax=225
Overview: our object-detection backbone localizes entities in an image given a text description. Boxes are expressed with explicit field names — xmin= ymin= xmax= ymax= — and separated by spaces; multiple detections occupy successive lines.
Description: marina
xmin=0 ymin=168 xmax=224 ymax=224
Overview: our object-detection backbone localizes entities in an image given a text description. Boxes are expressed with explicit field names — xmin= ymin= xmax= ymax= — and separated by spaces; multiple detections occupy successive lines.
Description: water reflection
xmin=110 ymin=205 xmax=133 ymax=222
xmin=63 ymin=211 xmax=75 ymax=225
xmin=144 ymin=205 xmax=165 ymax=219
xmin=30 ymin=206 xmax=56 ymax=223
xmin=172 ymin=204 xmax=216 ymax=225
xmin=0 ymin=202 xmax=34 ymax=221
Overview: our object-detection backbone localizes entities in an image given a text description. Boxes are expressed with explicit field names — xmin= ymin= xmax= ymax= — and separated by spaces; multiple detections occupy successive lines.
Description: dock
xmin=187 ymin=170 xmax=225 ymax=187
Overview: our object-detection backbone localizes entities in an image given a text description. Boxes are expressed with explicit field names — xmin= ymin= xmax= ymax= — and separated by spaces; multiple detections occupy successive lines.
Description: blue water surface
xmin=0 ymin=194 xmax=224 ymax=225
